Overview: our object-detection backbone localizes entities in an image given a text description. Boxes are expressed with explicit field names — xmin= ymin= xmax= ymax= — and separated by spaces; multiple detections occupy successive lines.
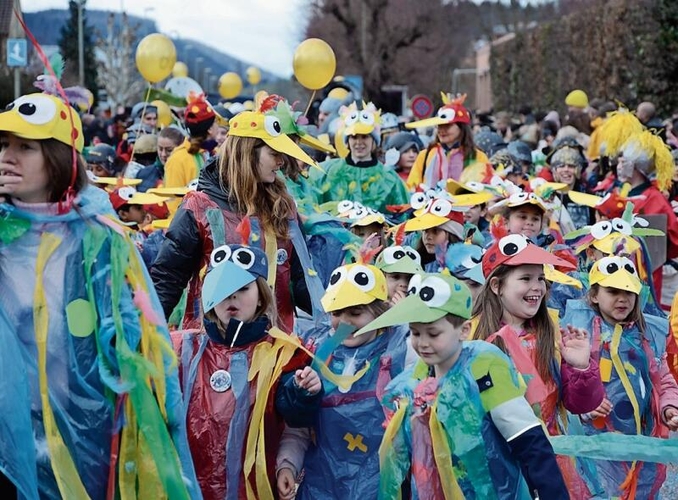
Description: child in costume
xmin=0 ymin=93 xmax=199 ymax=498
xmin=173 ymin=243 xmax=323 ymax=500
xmin=472 ymin=232 xmax=606 ymax=497
xmin=405 ymin=93 xmax=489 ymax=188
xmin=276 ymin=256 xmax=409 ymax=499
xmin=356 ymin=272 xmax=568 ymax=499
xmin=375 ymin=244 xmax=423 ymax=306
xmin=310 ymin=101 xmax=409 ymax=212
xmin=561 ymin=256 xmax=678 ymax=499
xmin=151 ymin=108 xmax=326 ymax=334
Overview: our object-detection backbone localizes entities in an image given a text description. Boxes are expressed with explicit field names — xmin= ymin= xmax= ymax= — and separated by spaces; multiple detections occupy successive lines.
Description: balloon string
xmin=128 ymin=83 xmax=154 ymax=165
xmin=304 ymin=89 xmax=317 ymax=117
xmin=14 ymin=8 xmax=78 ymax=214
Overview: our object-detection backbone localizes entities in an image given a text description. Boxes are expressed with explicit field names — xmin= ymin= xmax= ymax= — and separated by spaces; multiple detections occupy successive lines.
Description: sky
xmin=26 ymin=0 xmax=311 ymax=77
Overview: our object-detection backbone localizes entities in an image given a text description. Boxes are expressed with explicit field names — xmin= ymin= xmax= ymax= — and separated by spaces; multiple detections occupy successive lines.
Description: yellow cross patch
xmin=344 ymin=432 xmax=368 ymax=453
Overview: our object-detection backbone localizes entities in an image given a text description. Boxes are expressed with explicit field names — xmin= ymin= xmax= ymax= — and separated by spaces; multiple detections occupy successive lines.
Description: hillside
xmin=23 ymin=9 xmax=278 ymax=83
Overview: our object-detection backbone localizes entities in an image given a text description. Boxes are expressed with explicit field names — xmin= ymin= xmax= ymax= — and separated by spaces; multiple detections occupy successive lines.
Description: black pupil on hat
xmin=394 ymin=250 xmax=405 ymax=259
xmin=503 ymin=243 xmax=519 ymax=255
xmin=419 ymin=286 xmax=434 ymax=302
xmin=354 ymin=272 xmax=369 ymax=286
xmin=18 ymin=103 xmax=36 ymax=116
xmin=330 ymin=271 xmax=342 ymax=285
xmin=606 ymin=263 xmax=619 ymax=274
xmin=602 ymin=223 xmax=610 ymax=230
xmin=624 ymin=264 xmax=635 ymax=273
xmin=407 ymin=286 xmax=417 ymax=296
xmin=406 ymin=251 xmax=417 ymax=260
xmin=273 ymin=120 xmax=281 ymax=133
xmin=214 ymin=250 xmax=227 ymax=263
xmin=236 ymin=252 xmax=252 ymax=265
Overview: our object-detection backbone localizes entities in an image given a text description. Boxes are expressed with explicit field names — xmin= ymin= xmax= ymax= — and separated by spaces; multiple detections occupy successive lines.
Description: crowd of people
xmin=2 ymin=72 xmax=678 ymax=500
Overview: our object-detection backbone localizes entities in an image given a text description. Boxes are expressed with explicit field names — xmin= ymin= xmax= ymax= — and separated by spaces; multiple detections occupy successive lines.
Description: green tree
xmin=58 ymin=0 xmax=98 ymax=96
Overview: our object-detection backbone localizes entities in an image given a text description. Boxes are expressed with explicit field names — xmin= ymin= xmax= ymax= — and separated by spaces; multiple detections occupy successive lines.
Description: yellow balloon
xmin=293 ymin=38 xmax=336 ymax=90
xmin=136 ymin=33 xmax=177 ymax=83
xmin=151 ymin=100 xmax=173 ymax=127
xmin=219 ymin=72 xmax=243 ymax=99
xmin=246 ymin=66 xmax=261 ymax=86
xmin=172 ymin=61 xmax=189 ymax=78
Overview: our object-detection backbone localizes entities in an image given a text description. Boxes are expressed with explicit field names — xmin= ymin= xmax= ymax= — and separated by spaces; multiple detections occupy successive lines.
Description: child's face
xmin=330 ymin=305 xmax=378 ymax=347
xmin=385 ymin=272 xmax=411 ymax=299
xmin=491 ymin=264 xmax=546 ymax=328
xmin=463 ymin=204 xmax=486 ymax=226
xmin=119 ymin=205 xmax=147 ymax=225
xmin=507 ymin=206 xmax=543 ymax=239
xmin=591 ymin=286 xmax=637 ymax=325
xmin=157 ymin=137 xmax=178 ymax=165
xmin=216 ymin=127 xmax=228 ymax=146
xmin=422 ymin=227 xmax=449 ymax=254
xmin=351 ymin=223 xmax=383 ymax=246
xmin=398 ymin=147 xmax=419 ymax=171
xmin=410 ymin=317 xmax=469 ymax=377
xmin=213 ymin=281 xmax=260 ymax=324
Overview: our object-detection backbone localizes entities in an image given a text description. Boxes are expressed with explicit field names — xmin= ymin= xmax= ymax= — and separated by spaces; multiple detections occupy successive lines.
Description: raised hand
xmin=294 ymin=366 xmax=322 ymax=395
xmin=560 ymin=324 xmax=591 ymax=370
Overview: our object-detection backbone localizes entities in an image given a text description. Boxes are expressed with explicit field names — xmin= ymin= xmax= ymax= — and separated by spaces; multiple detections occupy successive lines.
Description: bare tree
xmin=96 ymin=13 xmax=145 ymax=109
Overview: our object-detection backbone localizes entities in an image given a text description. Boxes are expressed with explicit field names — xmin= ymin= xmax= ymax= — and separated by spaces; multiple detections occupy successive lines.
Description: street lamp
xmin=77 ymin=0 xmax=86 ymax=87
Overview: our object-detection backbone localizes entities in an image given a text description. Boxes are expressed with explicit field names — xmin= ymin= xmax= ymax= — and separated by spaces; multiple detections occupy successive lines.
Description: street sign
xmin=411 ymin=94 xmax=434 ymax=119
xmin=7 ymin=38 xmax=27 ymax=67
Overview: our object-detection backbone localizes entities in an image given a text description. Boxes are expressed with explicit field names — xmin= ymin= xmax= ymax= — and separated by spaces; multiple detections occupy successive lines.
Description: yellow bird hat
xmin=321 ymin=262 xmax=388 ymax=312
xmin=0 ymin=93 xmax=84 ymax=152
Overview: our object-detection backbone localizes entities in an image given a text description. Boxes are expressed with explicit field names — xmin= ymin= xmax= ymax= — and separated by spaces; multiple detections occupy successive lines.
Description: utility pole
xmin=77 ymin=0 xmax=85 ymax=87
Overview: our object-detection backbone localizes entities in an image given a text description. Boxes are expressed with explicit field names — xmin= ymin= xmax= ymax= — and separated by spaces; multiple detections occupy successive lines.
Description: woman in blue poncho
xmin=0 ymin=93 xmax=199 ymax=499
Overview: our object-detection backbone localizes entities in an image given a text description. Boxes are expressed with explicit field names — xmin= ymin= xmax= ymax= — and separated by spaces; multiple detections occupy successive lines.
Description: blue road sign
xmin=7 ymin=39 xmax=27 ymax=67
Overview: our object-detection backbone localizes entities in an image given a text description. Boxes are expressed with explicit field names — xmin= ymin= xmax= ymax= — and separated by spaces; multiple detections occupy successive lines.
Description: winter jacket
xmin=151 ymin=157 xmax=324 ymax=333
xmin=406 ymin=144 xmax=489 ymax=188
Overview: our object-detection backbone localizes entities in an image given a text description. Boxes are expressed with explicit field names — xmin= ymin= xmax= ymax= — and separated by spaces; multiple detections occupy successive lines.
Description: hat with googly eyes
xmin=228 ymin=110 xmax=318 ymax=168
xmin=201 ymin=244 xmax=269 ymax=313
xmin=564 ymin=201 xmax=664 ymax=254
xmin=335 ymin=200 xmax=388 ymax=227
xmin=321 ymin=262 xmax=388 ymax=312
xmin=589 ymin=255 xmax=642 ymax=294
xmin=482 ymin=234 xmax=576 ymax=278
xmin=375 ymin=245 xmax=423 ymax=275
xmin=0 ymin=93 xmax=84 ymax=151
xmin=355 ymin=272 xmax=472 ymax=335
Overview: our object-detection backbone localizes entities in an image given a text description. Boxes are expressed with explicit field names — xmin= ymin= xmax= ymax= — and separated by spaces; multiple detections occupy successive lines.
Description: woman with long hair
xmin=0 ymin=92 xmax=198 ymax=498
xmin=151 ymin=109 xmax=327 ymax=333
xmin=405 ymin=94 xmax=489 ymax=188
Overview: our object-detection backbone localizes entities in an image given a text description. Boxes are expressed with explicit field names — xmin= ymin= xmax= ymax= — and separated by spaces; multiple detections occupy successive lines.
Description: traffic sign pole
xmin=14 ymin=69 xmax=20 ymax=99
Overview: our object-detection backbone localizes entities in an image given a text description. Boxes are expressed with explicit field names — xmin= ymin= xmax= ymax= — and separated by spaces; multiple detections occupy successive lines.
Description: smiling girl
xmin=472 ymin=233 xmax=606 ymax=497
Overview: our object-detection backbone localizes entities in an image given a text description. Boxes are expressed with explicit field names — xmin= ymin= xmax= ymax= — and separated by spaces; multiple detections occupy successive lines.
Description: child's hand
xmin=390 ymin=289 xmax=407 ymax=306
xmin=276 ymin=467 xmax=297 ymax=500
xmin=587 ymin=398 xmax=612 ymax=419
xmin=560 ymin=325 xmax=591 ymax=370
xmin=294 ymin=366 xmax=321 ymax=395
xmin=663 ymin=406 xmax=678 ymax=431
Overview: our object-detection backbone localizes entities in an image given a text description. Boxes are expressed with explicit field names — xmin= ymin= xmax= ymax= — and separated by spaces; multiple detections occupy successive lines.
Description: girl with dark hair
xmin=405 ymin=94 xmax=489 ymax=188
xmin=471 ymin=232 xmax=606 ymax=497
xmin=561 ymin=257 xmax=678 ymax=498
xmin=151 ymin=109 xmax=327 ymax=334
xmin=0 ymin=93 xmax=199 ymax=498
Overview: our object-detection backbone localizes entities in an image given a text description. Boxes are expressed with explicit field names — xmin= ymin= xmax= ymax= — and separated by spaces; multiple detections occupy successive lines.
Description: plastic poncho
xmin=379 ymin=341 xmax=535 ymax=499
xmin=309 ymin=157 xmax=409 ymax=213
xmin=0 ymin=186 xmax=200 ymax=499
xmin=296 ymin=325 xmax=408 ymax=499
xmin=561 ymin=300 xmax=678 ymax=499
xmin=172 ymin=323 xmax=320 ymax=500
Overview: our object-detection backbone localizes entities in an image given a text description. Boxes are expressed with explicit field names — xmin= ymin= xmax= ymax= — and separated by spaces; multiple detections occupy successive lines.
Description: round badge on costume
xmin=277 ymin=248 xmax=288 ymax=265
xmin=210 ymin=370 xmax=232 ymax=392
